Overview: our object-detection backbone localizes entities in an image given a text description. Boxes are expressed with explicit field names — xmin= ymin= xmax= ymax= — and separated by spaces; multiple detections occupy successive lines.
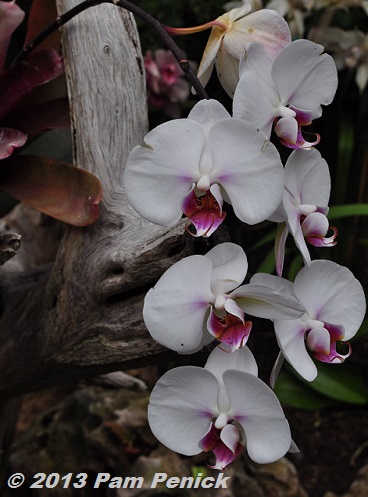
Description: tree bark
xmin=0 ymin=0 xmax=190 ymax=399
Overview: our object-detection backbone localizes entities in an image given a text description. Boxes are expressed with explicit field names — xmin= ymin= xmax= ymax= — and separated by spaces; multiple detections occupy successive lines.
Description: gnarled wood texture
xmin=0 ymin=0 xmax=190 ymax=399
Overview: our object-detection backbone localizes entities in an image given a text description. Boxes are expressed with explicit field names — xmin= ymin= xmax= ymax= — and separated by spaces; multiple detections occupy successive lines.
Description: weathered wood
xmin=0 ymin=0 xmax=191 ymax=398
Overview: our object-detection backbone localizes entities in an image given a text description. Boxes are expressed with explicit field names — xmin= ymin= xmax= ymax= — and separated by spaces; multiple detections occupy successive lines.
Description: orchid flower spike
xmin=165 ymin=5 xmax=290 ymax=97
xmin=251 ymin=261 xmax=366 ymax=382
xmin=233 ymin=39 xmax=338 ymax=149
xmin=123 ymin=99 xmax=285 ymax=238
xmin=270 ymin=149 xmax=337 ymax=276
xmin=143 ymin=242 xmax=304 ymax=354
xmin=148 ymin=345 xmax=294 ymax=468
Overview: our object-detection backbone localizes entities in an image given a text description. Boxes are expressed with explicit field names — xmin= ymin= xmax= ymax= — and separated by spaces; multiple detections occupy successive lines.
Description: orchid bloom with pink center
xmin=143 ymin=242 xmax=304 ymax=354
xmin=148 ymin=345 xmax=294 ymax=468
xmin=233 ymin=39 xmax=338 ymax=149
xmin=165 ymin=4 xmax=291 ymax=97
xmin=269 ymin=149 xmax=337 ymax=276
xmin=251 ymin=260 xmax=366 ymax=382
xmin=123 ymin=99 xmax=285 ymax=238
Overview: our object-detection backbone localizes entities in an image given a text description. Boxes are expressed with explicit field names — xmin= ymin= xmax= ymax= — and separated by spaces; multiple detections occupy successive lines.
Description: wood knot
xmin=103 ymin=45 xmax=111 ymax=55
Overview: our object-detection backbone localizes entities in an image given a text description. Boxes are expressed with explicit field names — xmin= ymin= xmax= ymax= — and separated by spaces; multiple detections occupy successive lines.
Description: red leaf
xmin=0 ymin=1 xmax=25 ymax=71
xmin=0 ymin=48 xmax=64 ymax=121
xmin=0 ymin=127 xmax=27 ymax=159
xmin=0 ymin=155 xmax=103 ymax=226
xmin=5 ymin=97 xmax=70 ymax=136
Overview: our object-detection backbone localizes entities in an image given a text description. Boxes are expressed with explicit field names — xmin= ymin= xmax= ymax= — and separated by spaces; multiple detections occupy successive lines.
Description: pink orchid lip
xmin=182 ymin=188 xmax=226 ymax=238
xmin=307 ymin=321 xmax=351 ymax=364
xmin=207 ymin=307 xmax=252 ymax=352
xmin=199 ymin=422 xmax=243 ymax=471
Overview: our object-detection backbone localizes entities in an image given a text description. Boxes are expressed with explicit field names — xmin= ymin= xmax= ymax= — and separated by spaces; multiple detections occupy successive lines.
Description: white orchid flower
xmin=233 ymin=39 xmax=338 ymax=149
xmin=143 ymin=242 xmax=304 ymax=353
xmin=123 ymin=99 xmax=285 ymax=238
xmin=251 ymin=260 xmax=366 ymax=382
xmin=148 ymin=345 xmax=293 ymax=468
xmin=165 ymin=4 xmax=290 ymax=97
xmin=270 ymin=149 xmax=337 ymax=276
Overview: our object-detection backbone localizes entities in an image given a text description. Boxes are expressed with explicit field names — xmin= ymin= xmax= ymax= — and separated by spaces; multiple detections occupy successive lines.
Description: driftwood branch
xmin=0 ymin=0 xmax=193 ymax=399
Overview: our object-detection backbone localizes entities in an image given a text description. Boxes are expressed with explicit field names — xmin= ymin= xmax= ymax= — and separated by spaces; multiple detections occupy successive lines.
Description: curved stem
xmin=12 ymin=0 xmax=209 ymax=100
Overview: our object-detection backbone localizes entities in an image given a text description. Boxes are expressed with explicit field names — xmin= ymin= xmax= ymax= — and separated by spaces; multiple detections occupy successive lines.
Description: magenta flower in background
xmin=144 ymin=49 xmax=190 ymax=117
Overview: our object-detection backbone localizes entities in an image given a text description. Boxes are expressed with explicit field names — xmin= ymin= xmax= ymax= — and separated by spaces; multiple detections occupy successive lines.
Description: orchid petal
xmin=224 ymin=370 xmax=291 ymax=464
xmin=233 ymin=43 xmax=278 ymax=135
xmin=250 ymin=273 xmax=295 ymax=296
xmin=206 ymin=343 xmax=258 ymax=378
xmin=197 ymin=29 xmax=224 ymax=89
xmin=148 ymin=366 xmax=218 ymax=455
xmin=205 ymin=242 xmax=248 ymax=295
xmin=224 ymin=9 xmax=291 ymax=62
xmin=123 ymin=119 xmax=204 ymax=226
xmin=207 ymin=307 xmax=252 ymax=352
xmin=230 ymin=283 xmax=304 ymax=320
xmin=307 ymin=327 xmax=330 ymax=355
xmin=274 ymin=319 xmax=318 ymax=381
xmin=182 ymin=188 xmax=226 ymax=238
xmin=143 ymin=255 xmax=214 ymax=353
xmin=188 ymin=98 xmax=231 ymax=129
xmin=294 ymin=260 xmax=366 ymax=341
xmin=275 ymin=116 xmax=298 ymax=145
xmin=205 ymin=344 xmax=258 ymax=412
xmin=270 ymin=351 xmax=285 ymax=388
xmin=275 ymin=222 xmax=289 ymax=277
xmin=209 ymin=119 xmax=284 ymax=224
xmin=272 ymin=39 xmax=338 ymax=119
xmin=284 ymin=149 xmax=331 ymax=206
xmin=301 ymin=211 xmax=328 ymax=237
xmin=220 ymin=423 xmax=240 ymax=452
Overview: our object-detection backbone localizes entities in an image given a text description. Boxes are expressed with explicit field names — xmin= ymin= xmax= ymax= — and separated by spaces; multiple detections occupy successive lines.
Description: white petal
xmin=284 ymin=149 xmax=331 ymax=206
xmin=230 ymin=283 xmax=304 ymax=319
xmin=294 ymin=260 xmax=366 ymax=340
xmin=274 ymin=319 xmax=318 ymax=381
xmin=272 ymin=40 xmax=338 ymax=119
xmin=205 ymin=242 xmax=248 ymax=295
xmin=275 ymin=116 xmax=298 ymax=145
xmin=205 ymin=344 xmax=258 ymax=378
xmin=233 ymin=43 xmax=279 ymax=135
xmin=307 ymin=327 xmax=330 ymax=354
xmin=143 ymin=256 xmax=215 ymax=352
xmin=196 ymin=29 xmax=224 ymax=89
xmin=224 ymin=370 xmax=292 ymax=464
xmin=224 ymin=9 xmax=291 ymax=61
xmin=220 ymin=423 xmax=240 ymax=452
xmin=250 ymin=273 xmax=295 ymax=296
xmin=209 ymin=119 xmax=284 ymax=224
xmin=188 ymin=99 xmax=231 ymax=128
xmin=123 ymin=120 xmax=204 ymax=226
xmin=283 ymin=194 xmax=311 ymax=266
xmin=148 ymin=366 xmax=218 ymax=455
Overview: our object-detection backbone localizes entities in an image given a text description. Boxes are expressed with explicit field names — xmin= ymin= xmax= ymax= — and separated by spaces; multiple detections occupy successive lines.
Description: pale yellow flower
xmin=166 ymin=5 xmax=291 ymax=97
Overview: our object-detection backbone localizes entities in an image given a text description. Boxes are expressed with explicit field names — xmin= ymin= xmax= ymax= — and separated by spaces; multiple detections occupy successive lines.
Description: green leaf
xmin=329 ymin=204 xmax=368 ymax=219
xmin=274 ymin=372 xmax=336 ymax=410
xmin=255 ymin=247 xmax=275 ymax=274
xmin=301 ymin=362 xmax=368 ymax=405
xmin=0 ymin=155 xmax=102 ymax=226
